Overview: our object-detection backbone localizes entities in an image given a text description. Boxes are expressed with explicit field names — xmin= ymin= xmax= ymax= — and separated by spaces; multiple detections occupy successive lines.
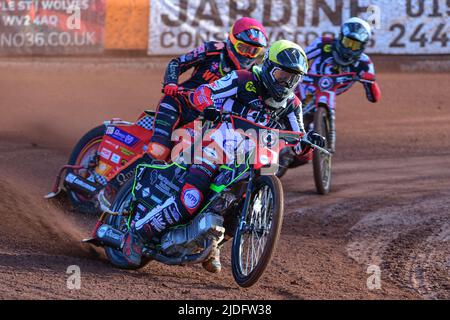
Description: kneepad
xmin=147 ymin=142 xmax=171 ymax=161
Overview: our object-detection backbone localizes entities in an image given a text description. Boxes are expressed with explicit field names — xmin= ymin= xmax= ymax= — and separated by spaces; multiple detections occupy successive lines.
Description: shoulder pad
xmin=321 ymin=36 xmax=334 ymax=44
xmin=359 ymin=53 xmax=371 ymax=63
xmin=288 ymin=94 xmax=301 ymax=107
xmin=358 ymin=53 xmax=375 ymax=73
xmin=204 ymin=41 xmax=226 ymax=55
xmin=235 ymin=70 xmax=256 ymax=88
xmin=235 ymin=69 xmax=253 ymax=79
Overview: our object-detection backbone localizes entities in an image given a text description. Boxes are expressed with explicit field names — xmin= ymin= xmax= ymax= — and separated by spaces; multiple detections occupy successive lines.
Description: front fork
xmin=236 ymin=169 xmax=255 ymax=234
xmin=328 ymin=107 xmax=336 ymax=154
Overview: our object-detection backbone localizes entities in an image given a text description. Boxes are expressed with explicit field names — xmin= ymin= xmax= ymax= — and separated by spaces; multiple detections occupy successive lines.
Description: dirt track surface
xmin=0 ymin=58 xmax=449 ymax=300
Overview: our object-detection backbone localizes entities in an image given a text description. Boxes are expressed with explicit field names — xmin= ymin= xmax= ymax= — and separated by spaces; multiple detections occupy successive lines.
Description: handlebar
xmin=197 ymin=110 xmax=331 ymax=158
xmin=199 ymin=109 xmax=241 ymax=123
xmin=160 ymin=86 xmax=195 ymax=94
xmin=300 ymin=137 xmax=332 ymax=156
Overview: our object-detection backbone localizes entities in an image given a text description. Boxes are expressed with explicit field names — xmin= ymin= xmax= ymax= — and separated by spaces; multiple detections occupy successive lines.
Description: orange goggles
xmin=230 ymin=33 xmax=264 ymax=58
xmin=341 ymin=36 xmax=363 ymax=51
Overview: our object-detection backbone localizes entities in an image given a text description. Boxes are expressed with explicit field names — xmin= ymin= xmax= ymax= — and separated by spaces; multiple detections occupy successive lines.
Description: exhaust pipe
xmin=44 ymin=164 xmax=84 ymax=199
xmin=95 ymin=225 xmax=124 ymax=249
xmin=63 ymin=173 xmax=101 ymax=196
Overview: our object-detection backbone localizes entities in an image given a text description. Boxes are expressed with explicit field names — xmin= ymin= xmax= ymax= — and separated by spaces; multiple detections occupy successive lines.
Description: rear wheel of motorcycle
xmin=231 ymin=175 xmax=284 ymax=287
xmin=105 ymin=179 xmax=152 ymax=270
xmin=67 ymin=125 xmax=105 ymax=214
xmin=313 ymin=106 xmax=332 ymax=195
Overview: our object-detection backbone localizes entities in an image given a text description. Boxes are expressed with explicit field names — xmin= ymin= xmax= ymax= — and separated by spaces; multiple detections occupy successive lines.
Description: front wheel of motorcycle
xmin=231 ymin=175 xmax=284 ymax=287
xmin=313 ymin=106 xmax=332 ymax=195
xmin=105 ymin=179 xmax=152 ymax=269
xmin=67 ymin=125 xmax=105 ymax=214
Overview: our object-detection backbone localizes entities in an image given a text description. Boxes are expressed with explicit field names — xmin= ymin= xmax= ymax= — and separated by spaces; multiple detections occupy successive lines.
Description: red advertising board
xmin=0 ymin=0 xmax=105 ymax=55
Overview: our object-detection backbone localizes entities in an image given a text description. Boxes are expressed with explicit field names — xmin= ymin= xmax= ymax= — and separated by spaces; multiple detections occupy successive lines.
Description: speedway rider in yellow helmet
xmin=121 ymin=40 xmax=325 ymax=273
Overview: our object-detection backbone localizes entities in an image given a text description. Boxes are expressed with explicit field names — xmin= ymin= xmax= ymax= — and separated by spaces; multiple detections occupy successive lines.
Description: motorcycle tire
xmin=312 ymin=106 xmax=332 ymax=195
xmin=105 ymin=179 xmax=152 ymax=270
xmin=231 ymin=175 xmax=284 ymax=287
xmin=66 ymin=125 xmax=105 ymax=214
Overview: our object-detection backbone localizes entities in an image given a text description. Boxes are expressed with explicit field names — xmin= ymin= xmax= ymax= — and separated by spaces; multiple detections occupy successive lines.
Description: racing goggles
xmin=230 ymin=32 xmax=265 ymax=58
xmin=271 ymin=67 xmax=303 ymax=88
xmin=341 ymin=36 xmax=363 ymax=51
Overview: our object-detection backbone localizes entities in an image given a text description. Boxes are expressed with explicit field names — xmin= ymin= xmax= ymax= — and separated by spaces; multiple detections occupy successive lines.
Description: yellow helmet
xmin=259 ymin=40 xmax=308 ymax=105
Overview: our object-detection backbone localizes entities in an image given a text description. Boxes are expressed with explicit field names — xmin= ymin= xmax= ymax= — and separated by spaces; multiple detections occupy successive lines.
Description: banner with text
xmin=149 ymin=0 xmax=449 ymax=55
xmin=0 ymin=0 xmax=105 ymax=55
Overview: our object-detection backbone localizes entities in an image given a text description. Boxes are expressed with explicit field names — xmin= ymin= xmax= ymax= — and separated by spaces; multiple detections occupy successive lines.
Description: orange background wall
xmin=104 ymin=0 xmax=149 ymax=50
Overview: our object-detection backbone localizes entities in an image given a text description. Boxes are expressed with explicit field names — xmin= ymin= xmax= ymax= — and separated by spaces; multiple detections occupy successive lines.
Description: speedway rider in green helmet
xmin=121 ymin=40 xmax=325 ymax=273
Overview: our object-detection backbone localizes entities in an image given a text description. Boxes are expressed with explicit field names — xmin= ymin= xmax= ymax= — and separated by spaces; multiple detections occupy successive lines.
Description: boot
xmin=121 ymin=229 xmax=144 ymax=266
xmin=202 ymin=240 xmax=222 ymax=273
xmin=121 ymin=195 xmax=187 ymax=266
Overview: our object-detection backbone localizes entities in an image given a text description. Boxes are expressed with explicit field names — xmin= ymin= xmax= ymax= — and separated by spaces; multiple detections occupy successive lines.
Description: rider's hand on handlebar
xmin=306 ymin=131 xmax=326 ymax=148
xmin=163 ymin=83 xmax=179 ymax=96
xmin=203 ymin=106 xmax=221 ymax=122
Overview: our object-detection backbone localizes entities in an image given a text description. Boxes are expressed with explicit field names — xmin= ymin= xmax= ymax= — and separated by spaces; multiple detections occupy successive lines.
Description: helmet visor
xmin=237 ymin=29 xmax=268 ymax=47
xmin=230 ymin=33 xmax=264 ymax=58
xmin=271 ymin=67 xmax=302 ymax=89
xmin=341 ymin=36 xmax=363 ymax=51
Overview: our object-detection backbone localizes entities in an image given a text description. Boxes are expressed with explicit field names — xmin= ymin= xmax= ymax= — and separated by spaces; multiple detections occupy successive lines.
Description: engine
xmin=160 ymin=212 xmax=225 ymax=256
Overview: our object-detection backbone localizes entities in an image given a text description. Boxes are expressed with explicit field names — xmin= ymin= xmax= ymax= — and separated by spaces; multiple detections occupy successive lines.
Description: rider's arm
xmin=285 ymin=97 xmax=316 ymax=156
xmin=296 ymin=37 xmax=329 ymax=97
xmin=192 ymin=71 xmax=240 ymax=112
xmin=163 ymin=42 xmax=219 ymax=86
xmin=285 ymin=95 xmax=306 ymax=133
xmin=359 ymin=55 xmax=381 ymax=103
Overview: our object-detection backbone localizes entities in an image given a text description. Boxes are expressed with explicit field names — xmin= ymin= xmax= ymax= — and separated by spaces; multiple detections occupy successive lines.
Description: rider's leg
xmin=202 ymin=239 xmax=222 ymax=273
xmin=121 ymin=153 xmax=218 ymax=266
xmin=147 ymin=95 xmax=182 ymax=161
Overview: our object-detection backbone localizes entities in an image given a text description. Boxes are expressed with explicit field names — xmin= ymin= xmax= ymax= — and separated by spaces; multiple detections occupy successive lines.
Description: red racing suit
xmin=150 ymin=41 xmax=237 ymax=150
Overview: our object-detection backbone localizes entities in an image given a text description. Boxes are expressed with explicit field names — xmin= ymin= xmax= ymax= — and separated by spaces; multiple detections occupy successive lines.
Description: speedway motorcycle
xmin=277 ymin=72 xmax=374 ymax=194
xmin=82 ymin=111 xmax=328 ymax=287
xmin=45 ymin=90 xmax=193 ymax=214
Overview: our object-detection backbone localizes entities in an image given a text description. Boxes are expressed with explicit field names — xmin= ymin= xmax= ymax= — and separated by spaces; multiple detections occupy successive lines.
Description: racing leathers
xmin=297 ymin=37 xmax=381 ymax=151
xmin=148 ymin=41 xmax=237 ymax=159
xmin=125 ymin=69 xmax=312 ymax=266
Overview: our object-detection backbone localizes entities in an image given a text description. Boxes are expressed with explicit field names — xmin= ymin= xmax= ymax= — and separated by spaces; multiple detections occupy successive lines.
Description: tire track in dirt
xmin=346 ymin=192 xmax=450 ymax=299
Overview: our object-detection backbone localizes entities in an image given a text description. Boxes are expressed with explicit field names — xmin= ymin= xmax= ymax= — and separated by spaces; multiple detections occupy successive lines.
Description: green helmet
xmin=259 ymin=40 xmax=308 ymax=108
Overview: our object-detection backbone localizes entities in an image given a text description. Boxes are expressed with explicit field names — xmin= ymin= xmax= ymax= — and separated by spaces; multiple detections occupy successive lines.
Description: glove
xmin=163 ymin=83 xmax=178 ymax=96
xmin=306 ymin=131 xmax=326 ymax=148
xmin=203 ymin=106 xmax=221 ymax=122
